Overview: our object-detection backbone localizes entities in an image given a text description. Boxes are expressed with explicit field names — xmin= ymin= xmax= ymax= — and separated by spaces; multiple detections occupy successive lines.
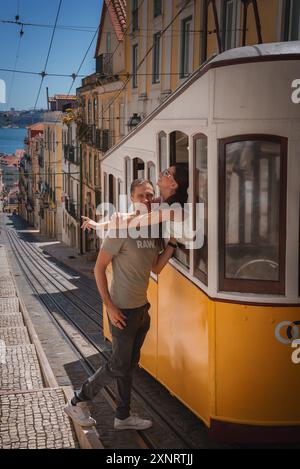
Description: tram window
xmin=219 ymin=136 xmax=287 ymax=294
xmin=158 ymin=131 xmax=167 ymax=172
xmin=103 ymin=172 xmax=107 ymax=204
xmin=169 ymin=130 xmax=190 ymax=269
xmin=194 ymin=134 xmax=208 ymax=284
xmin=148 ymin=162 xmax=156 ymax=190
xmin=133 ymin=157 xmax=145 ymax=179
xmin=108 ymin=174 xmax=116 ymax=207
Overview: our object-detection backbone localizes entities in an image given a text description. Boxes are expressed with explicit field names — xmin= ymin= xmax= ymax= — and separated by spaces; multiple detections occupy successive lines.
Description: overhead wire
xmin=33 ymin=0 xmax=63 ymax=111
xmin=6 ymin=23 xmax=24 ymax=111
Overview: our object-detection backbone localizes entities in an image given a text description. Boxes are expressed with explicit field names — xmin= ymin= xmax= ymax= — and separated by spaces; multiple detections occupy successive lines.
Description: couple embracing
xmin=65 ymin=164 xmax=189 ymax=431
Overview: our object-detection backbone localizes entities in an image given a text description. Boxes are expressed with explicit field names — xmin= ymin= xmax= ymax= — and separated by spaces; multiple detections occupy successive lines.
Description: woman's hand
xmin=81 ymin=216 xmax=98 ymax=231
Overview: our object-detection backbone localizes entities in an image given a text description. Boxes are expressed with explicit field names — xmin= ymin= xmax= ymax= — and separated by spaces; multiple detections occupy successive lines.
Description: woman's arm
xmin=81 ymin=206 xmax=182 ymax=232
xmin=81 ymin=213 xmax=135 ymax=231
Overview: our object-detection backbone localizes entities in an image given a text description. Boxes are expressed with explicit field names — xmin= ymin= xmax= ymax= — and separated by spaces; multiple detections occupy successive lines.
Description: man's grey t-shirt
xmin=102 ymin=232 xmax=159 ymax=309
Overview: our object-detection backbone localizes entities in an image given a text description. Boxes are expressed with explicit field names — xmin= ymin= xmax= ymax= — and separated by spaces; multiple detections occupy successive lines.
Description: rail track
xmin=5 ymin=223 xmax=209 ymax=449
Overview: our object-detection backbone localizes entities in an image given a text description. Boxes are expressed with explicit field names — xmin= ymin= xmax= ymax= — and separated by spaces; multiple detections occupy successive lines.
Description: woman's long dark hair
xmin=164 ymin=163 xmax=189 ymax=207
xmin=156 ymin=164 xmax=189 ymax=251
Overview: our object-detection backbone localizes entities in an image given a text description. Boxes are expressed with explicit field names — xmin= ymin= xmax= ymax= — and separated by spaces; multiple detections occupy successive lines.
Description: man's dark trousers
xmin=75 ymin=303 xmax=151 ymax=419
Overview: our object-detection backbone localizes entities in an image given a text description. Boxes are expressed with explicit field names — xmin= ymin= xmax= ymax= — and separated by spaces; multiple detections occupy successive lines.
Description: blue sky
xmin=0 ymin=0 xmax=102 ymax=110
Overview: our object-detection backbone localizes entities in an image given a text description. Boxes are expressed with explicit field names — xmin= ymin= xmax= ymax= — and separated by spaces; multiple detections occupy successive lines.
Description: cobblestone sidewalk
xmin=0 ymin=245 xmax=79 ymax=449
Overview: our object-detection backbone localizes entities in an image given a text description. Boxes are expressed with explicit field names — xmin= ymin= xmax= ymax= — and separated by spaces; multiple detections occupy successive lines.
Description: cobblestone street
xmin=0 ymin=243 xmax=80 ymax=449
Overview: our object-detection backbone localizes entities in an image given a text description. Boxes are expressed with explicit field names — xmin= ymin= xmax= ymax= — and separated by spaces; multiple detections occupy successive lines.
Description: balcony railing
xmin=64 ymin=144 xmax=78 ymax=164
xmin=100 ymin=129 xmax=114 ymax=152
xmin=77 ymin=123 xmax=93 ymax=144
xmin=38 ymin=155 xmax=44 ymax=168
xmin=77 ymin=125 xmax=114 ymax=152
xmin=65 ymin=197 xmax=78 ymax=220
xmin=95 ymin=189 xmax=102 ymax=207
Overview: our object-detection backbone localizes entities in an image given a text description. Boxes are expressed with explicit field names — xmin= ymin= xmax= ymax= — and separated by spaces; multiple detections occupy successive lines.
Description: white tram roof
xmin=210 ymin=40 xmax=300 ymax=63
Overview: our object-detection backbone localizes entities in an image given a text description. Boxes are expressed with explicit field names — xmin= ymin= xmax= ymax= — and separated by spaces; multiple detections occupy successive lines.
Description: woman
xmin=81 ymin=163 xmax=189 ymax=235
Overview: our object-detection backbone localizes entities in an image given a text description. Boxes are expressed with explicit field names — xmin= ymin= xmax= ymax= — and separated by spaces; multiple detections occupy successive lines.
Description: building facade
xmin=77 ymin=0 xmax=127 ymax=254
xmin=62 ymin=118 xmax=81 ymax=251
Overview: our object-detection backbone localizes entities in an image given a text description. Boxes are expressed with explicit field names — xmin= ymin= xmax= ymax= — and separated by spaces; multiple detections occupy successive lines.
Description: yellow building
xmin=42 ymin=113 xmax=63 ymax=239
xmin=77 ymin=0 xmax=127 ymax=254
xmin=125 ymin=0 xmax=300 ymax=119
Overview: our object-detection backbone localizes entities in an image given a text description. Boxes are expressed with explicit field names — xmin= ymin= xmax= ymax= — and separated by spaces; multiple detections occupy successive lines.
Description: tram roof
xmin=210 ymin=40 xmax=300 ymax=64
xmin=102 ymin=41 xmax=300 ymax=161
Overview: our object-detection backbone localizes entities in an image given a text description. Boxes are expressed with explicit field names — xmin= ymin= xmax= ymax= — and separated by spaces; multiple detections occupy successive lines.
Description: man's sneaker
xmin=114 ymin=414 xmax=152 ymax=431
xmin=64 ymin=401 xmax=96 ymax=427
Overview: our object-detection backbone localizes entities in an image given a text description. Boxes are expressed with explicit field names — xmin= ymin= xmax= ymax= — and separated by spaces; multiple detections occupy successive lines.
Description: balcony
xmin=99 ymin=129 xmax=114 ymax=152
xmin=77 ymin=123 xmax=93 ymax=145
xmin=38 ymin=154 xmax=44 ymax=168
xmin=81 ymin=74 xmax=98 ymax=87
xmin=95 ymin=189 xmax=102 ymax=207
xmin=65 ymin=197 xmax=78 ymax=220
xmin=96 ymin=53 xmax=112 ymax=77
xmin=64 ymin=144 xmax=78 ymax=164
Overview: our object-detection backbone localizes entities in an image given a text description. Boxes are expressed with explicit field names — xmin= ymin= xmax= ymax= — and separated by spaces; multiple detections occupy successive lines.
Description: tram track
xmin=6 ymin=226 xmax=201 ymax=449
xmin=15 ymin=232 xmax=103 ymax=319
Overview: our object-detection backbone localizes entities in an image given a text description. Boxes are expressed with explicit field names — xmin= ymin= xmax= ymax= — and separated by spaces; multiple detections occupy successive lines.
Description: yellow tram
xmin=101 ymin=41 xmax=300 ymax=442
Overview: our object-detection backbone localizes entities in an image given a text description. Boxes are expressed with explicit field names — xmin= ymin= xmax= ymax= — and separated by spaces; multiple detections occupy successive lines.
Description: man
xmin=64 ymin=178 xmax=177 ymax=430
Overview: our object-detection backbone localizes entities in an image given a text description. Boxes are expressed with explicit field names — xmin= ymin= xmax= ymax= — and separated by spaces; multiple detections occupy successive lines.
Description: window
xmin=132 ymin=44 xmax=138 ymax=88
xmin=154 ymin=0 xmax=162 ymax=17
xmin=222 ymin=0 xmax=240 ymax=51
xmin=99 ymin=103 xmax=104 ymax=129
xmin=158 ymin=131 xmax=167 ymax=172
xmin=283 ymin=0 xmax=300 ymax=40
xmin=93 ymin=97 xmax=98 ymax=124
xmin=119 ymin=102 xmax=125 ymax=137
xmin=94 ymin=155 xmax=98 ymax=187
xmin=170 ymin=130 xmax=189 ymax=165
xmin=180 ymin=17 xmax=192 ymax=78
xmin=103 ymin=172 xmax=107 ymax=204
xmin=89 ymin=153 xmax=92 ymax=183
xmin=169 ymin=130 xmax=190 ymax=269
xmin=219 ymin=135 xmax=287 ymax=294
xmin=133 ymin=157 xmax=145 ymax=179
xmin=152 ymin=33 xmax=161 ymax=83
xmin=108 ymin=174 xmax=116 ymax=207
xmin=109 ymin=105 xmax=114 ymax=134
xmin=132 ymin=0 xmax=138 ymax=32
xmin=88 ymin=99 xmax=92 ymax=124
xmin=117 ymin=179 xmax=122 ymax=211
xmin=106 ymin=32 xmax=111 ymax=53
xmin=194 ymin=134 xmax=208 ymax=284
xmin=148 ymin=162 xmax=156 ymax=190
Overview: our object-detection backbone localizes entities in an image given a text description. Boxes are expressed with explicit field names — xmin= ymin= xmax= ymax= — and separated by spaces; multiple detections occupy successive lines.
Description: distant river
xmin=0 ymin=128 xmax=26 ymax=154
